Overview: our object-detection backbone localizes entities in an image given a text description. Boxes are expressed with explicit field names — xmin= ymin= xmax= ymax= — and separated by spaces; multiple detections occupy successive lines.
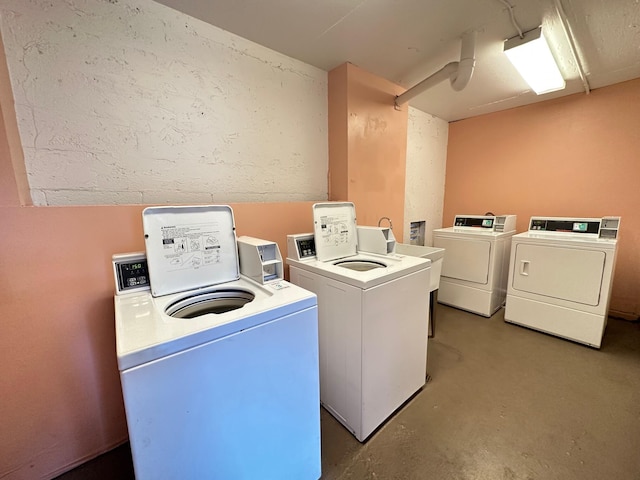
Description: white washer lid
xmin=142 ymin=205 xmax=239 ymax=297
xmin=313 ymin=202 xmax=358 ymax=262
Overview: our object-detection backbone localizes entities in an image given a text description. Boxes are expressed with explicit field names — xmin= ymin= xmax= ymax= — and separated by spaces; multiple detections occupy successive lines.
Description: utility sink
xmin=395 ymin=244 xmax=445 ymax=292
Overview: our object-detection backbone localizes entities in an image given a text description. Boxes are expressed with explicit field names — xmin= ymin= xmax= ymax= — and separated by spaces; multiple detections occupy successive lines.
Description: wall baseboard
xmin=610 ymin=309 xmax=639 ymax=322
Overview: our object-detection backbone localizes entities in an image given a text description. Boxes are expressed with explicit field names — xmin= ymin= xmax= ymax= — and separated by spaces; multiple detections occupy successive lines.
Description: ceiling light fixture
xmin=503 ymin=26 xmax=566 ymax=95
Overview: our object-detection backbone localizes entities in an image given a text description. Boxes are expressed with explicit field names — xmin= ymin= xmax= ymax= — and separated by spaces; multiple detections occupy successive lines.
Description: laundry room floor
xmin=55 ymin=305 xmax=640 ymax=480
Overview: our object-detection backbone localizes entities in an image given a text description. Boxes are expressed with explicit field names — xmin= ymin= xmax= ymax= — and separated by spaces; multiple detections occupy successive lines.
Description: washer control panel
xmin=452 ymin=214 xmax=516 ymax=233
xmin=529 ymin=218 xmax=600 ymax=234
xmin=112 ymin=252 xmax=150 ymax=295
xmin=454 ymin=216 xmax=494 ymax=228
xmin=287 ymin=234 xmax=316 ymax=261
xmin=528 ymin=217 xmax=621 ymax=239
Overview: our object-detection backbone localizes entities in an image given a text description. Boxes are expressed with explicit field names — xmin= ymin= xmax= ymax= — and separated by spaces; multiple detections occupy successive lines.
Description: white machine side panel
xmin=491 ymin=237 xmax=512 ymax=312
xmin=289 ymin=266 xmax=363 ymax=437
xmin=361 ymin=268 xmax=429 ymax=440
xmin=120 ymin=308 xmax=320 ymax=480
xmin=511 ymin=244 xmax=606 ymax=306
xmin=434 ymin=236 xmax=491 ymax=284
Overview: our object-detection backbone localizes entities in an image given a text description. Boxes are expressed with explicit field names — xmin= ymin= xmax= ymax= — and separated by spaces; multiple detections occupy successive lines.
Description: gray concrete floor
xmin=320 ymin=305 xmax=640 ymax=480
xmin=57 ymin=304 xmax=640 ymax=479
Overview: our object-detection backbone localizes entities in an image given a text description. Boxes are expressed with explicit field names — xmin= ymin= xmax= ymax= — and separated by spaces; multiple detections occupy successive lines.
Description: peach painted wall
xmin=328 ymin=63 xmax=408 ymax=241
xmin=328 ymin=63 xmax=349 ymax=202
xmin=445 ymin=78 xmax=640 ymax=320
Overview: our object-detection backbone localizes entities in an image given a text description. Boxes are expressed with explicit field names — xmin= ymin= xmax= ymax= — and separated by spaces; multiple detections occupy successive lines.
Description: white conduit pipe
xmin=553 ymin=0 xmax=590 ymax=94
xmin=395 ymin=30 xmax=476 ymax=106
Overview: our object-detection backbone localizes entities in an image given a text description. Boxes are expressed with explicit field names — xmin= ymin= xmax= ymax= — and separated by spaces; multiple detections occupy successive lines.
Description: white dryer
xmin=433 ymin=214 xmax=517 ymax=317
xmin=114 ymin=205 xmax=321 ymax=480
xmin=286 ymin=202 xmax=431 ymax=442
xmin=505 ymin=216 xmax=621 ymax=348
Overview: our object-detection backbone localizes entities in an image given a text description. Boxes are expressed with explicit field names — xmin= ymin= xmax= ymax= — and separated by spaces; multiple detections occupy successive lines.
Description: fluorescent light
xmin=504 ymin=26 xmax=566 ymax=95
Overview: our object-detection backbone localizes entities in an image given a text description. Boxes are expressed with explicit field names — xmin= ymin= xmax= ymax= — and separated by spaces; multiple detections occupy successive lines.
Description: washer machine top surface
xmin=115 ymin=277 xmax=316 ymax=371
xmin=288 ymin=203 xmax=430 ymax=289
xmin=118 ymin=205 xmax=317 ymax=371
xmin=288 ymin=251 xmax=430 ymax=289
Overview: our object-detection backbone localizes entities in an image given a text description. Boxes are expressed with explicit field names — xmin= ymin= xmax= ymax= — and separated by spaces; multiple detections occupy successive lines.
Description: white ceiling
xmin=154 ymin=0 xmax=640 ymax=121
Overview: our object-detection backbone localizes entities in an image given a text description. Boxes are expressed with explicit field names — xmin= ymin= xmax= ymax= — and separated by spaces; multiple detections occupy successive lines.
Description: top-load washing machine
xmin=505 ymin=216 xmax=621 ymax=348
xmin=114 ymin=205 xmax=321 ymax=480
xmin=286 ymin=202 xmax=431 ymax=442
xmin=433 ymin=214 xmax=517 ymax=317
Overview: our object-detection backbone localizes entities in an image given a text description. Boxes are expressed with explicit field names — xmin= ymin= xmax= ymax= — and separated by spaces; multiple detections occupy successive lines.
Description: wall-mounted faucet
xmin=378 ymin=217 xmax=393 ymax=230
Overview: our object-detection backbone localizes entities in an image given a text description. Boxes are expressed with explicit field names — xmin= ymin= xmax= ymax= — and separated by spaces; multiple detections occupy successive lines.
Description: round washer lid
xmin=312 ymin=202 xmax=357 ymax=262
xmin=143 ymin=205 xmax=239 ymax=297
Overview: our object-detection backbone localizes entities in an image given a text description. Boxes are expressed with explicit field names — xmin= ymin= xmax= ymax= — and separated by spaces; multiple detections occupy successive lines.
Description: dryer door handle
xmin=519 ymin=260 xmax=530 ymax=276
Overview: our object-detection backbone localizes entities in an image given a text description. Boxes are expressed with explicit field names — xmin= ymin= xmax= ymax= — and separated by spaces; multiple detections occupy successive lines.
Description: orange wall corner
xmin=0 ymin=33 xmax=30 ymax=207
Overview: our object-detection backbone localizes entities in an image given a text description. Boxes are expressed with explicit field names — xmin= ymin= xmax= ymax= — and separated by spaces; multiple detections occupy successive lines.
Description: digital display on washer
xmin=116 ymin=259 xmax=150 ymax=291
xmin=573 ymin=222 xmax=588 ymax=232
xmin=454 ymin=217 xmax=494 ymax=228
xmin=296 ymin=238 xmax=316 ymax=259
xmin=529 ymin=219 xmax=600 ymax=234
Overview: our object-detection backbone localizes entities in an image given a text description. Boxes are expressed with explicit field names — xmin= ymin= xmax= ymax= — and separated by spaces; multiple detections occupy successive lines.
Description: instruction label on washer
xmin=159 ymin=223 xmax=223 ymax=271
xmin=143 ymin=205 xmax=239 ymax=296
xmin=318 ymin=214 xmax=351 ymax=246
xmin=312 ymin=202 xmax=357 ymax=261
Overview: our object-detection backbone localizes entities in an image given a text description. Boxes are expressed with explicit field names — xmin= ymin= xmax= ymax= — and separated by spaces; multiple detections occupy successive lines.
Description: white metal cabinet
xmin=289 ymin=265 xmax=429 ymax=442
xmin=504 ymin=216 xmax=620 ymax=348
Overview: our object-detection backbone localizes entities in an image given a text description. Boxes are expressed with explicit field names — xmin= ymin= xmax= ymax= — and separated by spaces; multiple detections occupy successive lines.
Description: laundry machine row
xmin=114 ymin=205 xmax=321 ymax=480
xmin=287 ymin=202 xmax=431 ymax=442
xmin=434 ymin=213 xmax=621 ymax=348
xmin=504 ymin=216 xmax=620 ymax=348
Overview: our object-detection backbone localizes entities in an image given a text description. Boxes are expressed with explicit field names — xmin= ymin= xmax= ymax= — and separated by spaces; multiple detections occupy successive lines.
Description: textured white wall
xmin=404 ymin=107 xmax=449 ymax=246
xmin=0 ymin=0 xmax=328 ymax=206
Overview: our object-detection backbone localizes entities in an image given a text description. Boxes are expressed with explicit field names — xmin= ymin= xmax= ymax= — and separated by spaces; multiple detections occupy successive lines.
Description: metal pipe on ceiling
xmin=553 ymin=0 xmax=590 ymax=94
xmin=395 ymin=30 xmax=476 ymax=107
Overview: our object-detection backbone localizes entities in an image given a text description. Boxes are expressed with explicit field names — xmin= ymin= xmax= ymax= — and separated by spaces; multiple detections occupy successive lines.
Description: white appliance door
xmin=511 ymin=243 xmax=605 ymax=306
xmin=434 ymin=236 xmax=491 ymax=284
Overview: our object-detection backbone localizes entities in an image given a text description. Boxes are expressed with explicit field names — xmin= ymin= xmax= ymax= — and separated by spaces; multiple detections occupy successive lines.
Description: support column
xmin=328 ymin=63 xmax=408 ymax=241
